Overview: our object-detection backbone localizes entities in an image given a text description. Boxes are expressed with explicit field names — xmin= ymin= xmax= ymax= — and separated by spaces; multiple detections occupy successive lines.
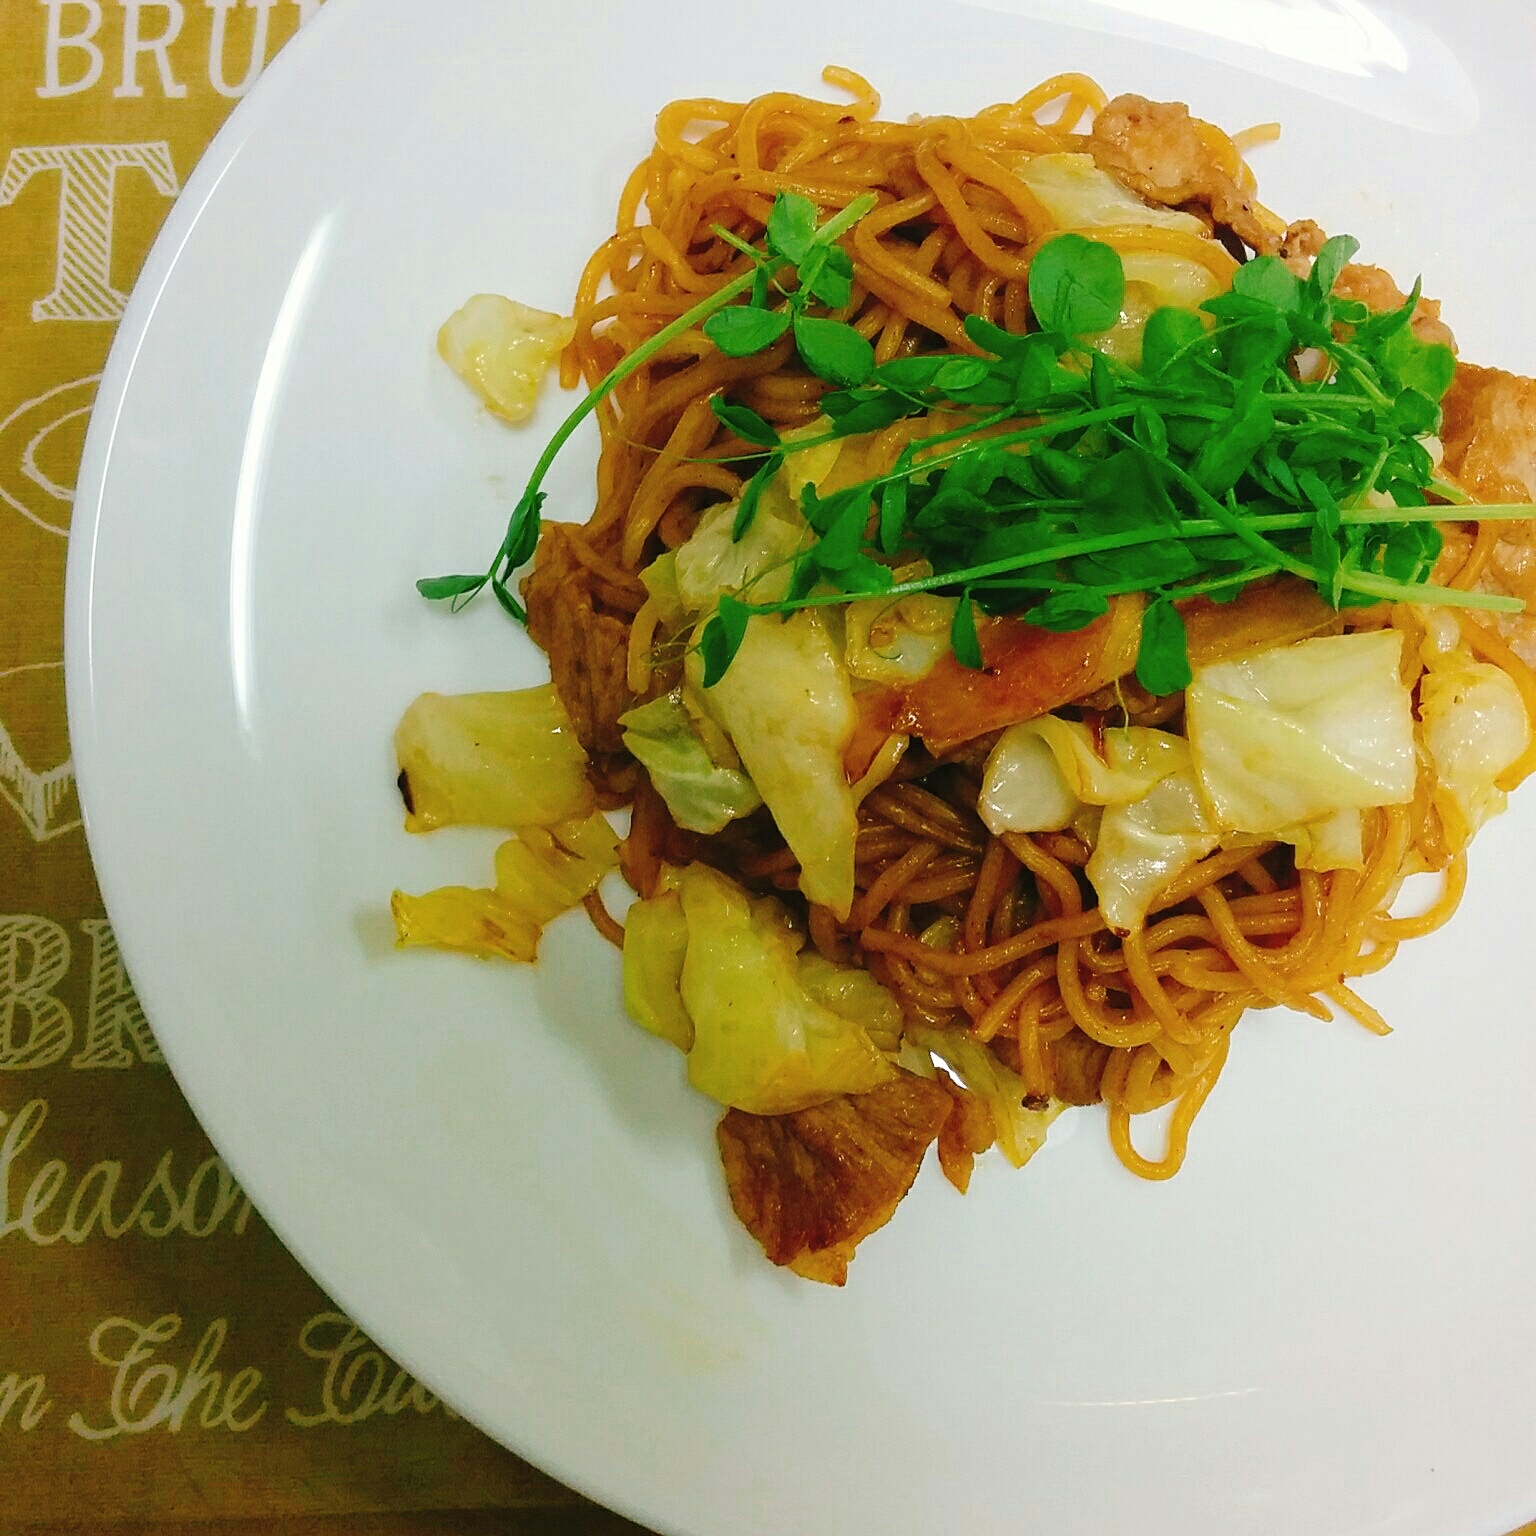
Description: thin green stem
xmin=517 ymin=268 xmax=758 ymax=504
xmin=1338 ymin=501 xmax=1534 ymax=524
xmin=815 ymin=193 xmax=879 ymax=244
xmin=744 ymin=515 xmax=1315 ymax=610
xmin=1158 ymin=456 xmax=1319 ymax=584
xmin=1333 ymin=572 xmax=1520 ymax=612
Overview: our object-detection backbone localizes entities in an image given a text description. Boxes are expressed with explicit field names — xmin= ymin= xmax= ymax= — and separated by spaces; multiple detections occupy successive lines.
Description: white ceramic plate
xmin=66 ymin=1 xmax=1536 ymax=1532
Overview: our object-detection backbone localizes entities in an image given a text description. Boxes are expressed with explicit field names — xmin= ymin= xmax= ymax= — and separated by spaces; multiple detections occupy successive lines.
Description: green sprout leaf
xmin=492 ymin=487 xmax=544 ymax=575
xmin=1231 ymin=255 xmax=1304 ymax=313
xmin=815 ymin=489 xmax=872 ymax=571
xmin=963 ymin=313 xmax=1033 ymax=359
xmin=1389 ymin=387 xmax=1440 ymax=437
xmin=704 ymin=305 xmax=792 ymax=357
xmin=875 ymin=355 xmax=950 ymax=391
xmin=1133 ymin=403 xmax=1169 ymax=459
xmin=822 ymin=387 xmax=913 ymax=436
xmin=1140 ymin=306 xmax=1208 ymax=380
xmin=1191 ymin=392 xmax=1276 ymax=496
xmin=878 ymin=456 xmax=911 ymax=555
xmin=699 ymin=595 xmax=752 ymax=687
xmin=792 ymin=312 xmax=875 ymax=386
xmin=935 ymin=357 xmax=991 ymax=393
xmin=1136 ymin=599 xmax=1192 ymax=695
xmin=1379 ymin=327 xmax=1457 ymax=401
xmin=1027 ymin=233 xmax=1125 ymax=335
xmin=1308 ymin=234 xmax=1360 ymax=302
xmin=490 ymin=572 xmax=527 ymax=623
xmin=1089 ymin=351 xmax=1118 ymax=409
xmin=732 ymin=451 xmax=785 ymax=541
xmin=766 ymin=192 xmax=819 ymax=265
xmin=1026 ymin=589 xmax=1110 ymax=632
xmin=416 ymin=573 xmax=487 ymax=603
xmin=806 ymin=244 xmax=855 ymax=309
xmin=950 ymin=592 xmax=983 ymax=670
xmin=710 ymin=396 xmax=781 ymax=447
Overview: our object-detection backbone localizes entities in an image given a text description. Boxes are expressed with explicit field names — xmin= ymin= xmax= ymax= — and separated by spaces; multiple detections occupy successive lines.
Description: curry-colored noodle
xmin=524 ymin=67 xmax=1536 ymax=1180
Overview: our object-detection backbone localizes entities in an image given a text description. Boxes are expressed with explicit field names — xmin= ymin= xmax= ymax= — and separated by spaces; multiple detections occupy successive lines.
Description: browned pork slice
xmin=1440 ymin=364 xmax=1536 ymax=664
xmin=1088 ymin=93 xmax=1279 ymax=255
xmin=522 ymin=522 xmax=636 ymax=758
xmin=934 ymin=1074 xmax=997 ymax=1196
xmin=716 ymin=1072 xmax=954 ymax=1286
xmin=1443 ymin=364 xmax=1536 ymax=505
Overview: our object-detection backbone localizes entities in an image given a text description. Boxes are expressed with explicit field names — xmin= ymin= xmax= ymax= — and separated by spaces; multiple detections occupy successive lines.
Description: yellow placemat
xmin=0 ymin=2 xmax=647 ymax=1527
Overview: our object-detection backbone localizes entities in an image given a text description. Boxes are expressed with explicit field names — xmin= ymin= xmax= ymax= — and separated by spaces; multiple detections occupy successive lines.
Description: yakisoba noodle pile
xmin=555 ymin=71 xmax=1527 ymax=1155
xmin=395 ymin=68 xmax=1536 ymax=1283
xmin=568 ymin=70 xmax=1246 ymax=558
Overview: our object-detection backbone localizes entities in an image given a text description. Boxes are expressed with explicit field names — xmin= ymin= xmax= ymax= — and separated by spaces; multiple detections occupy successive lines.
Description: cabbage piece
xmin=907 ymin=1026 xmax=1062 ymax=1169
xmin=739 ymin=896 xmax=802 ymax=961
xmin=1284 ymin=807 xmax=1364 ymax=872
xmin=622 ymin=888 xmax=694 ymax=1050
xmin=1010 ymin=155 xmax=1220 ymax=365
xmin=1015 ymin=153 xmax=1206 ymax=235
xmin=779 ymin=421 xmax=844 ymax=501
xmin=1096 ymin=251 xmax=1226 ymax=367
xmin=795 ymin=951 xmax=905 ymax=1054
xmin=672 ymin=424 xmax=868 ymax=614
xmin=395 ymin=685 xmax=593 ymax=832
xmin=638 ymin=551 xmax=688 ymax=626
xmin=543 ymin=810 xmax=620 ymax=867
xmin=917 ymin=914 xmax=961 ymax=954
xmin=1036 ymin=718 xmax=1189 ymax=804
xmin=1419 ymin=648 xmax=1530 ymax=851
xmin=781 ymin=416 xmax=903 ymax=504
xmin=690 ymin=609 xmax=859 ymax=917
xmin=436 ymin=294 xmax=574 ymax=423
xmin=1185 ymin=631 xmax=1416 ymax=833
xmin=673 ymin=474 xmax=811 ymax=612
xmin=892 ymin=1039 xmax=940 ymax=1078
xmin=493 ymin=814 xmax=617 ymax=926
xmin=844 ymin=590 xmax=956 ymax=685
xmin=978 ymin=724 xmax=1078 ymax=834
xmin=619 ymin=692 xmax=762 ymax=834
xmin=1121 ymin=250 xmax=1225 ymax=313
xmin=1087 ymin=768 xmax=1218 ymax=933
xmin=394 ymin=813 xmax=613 ymax=966
xmin=390 ymin=886 xmax=540 ymax=963
xmin=676 ymin=864 xmax=893 ymax=1115
xmin=979 ymin=718 xmax=1187 ymax=834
